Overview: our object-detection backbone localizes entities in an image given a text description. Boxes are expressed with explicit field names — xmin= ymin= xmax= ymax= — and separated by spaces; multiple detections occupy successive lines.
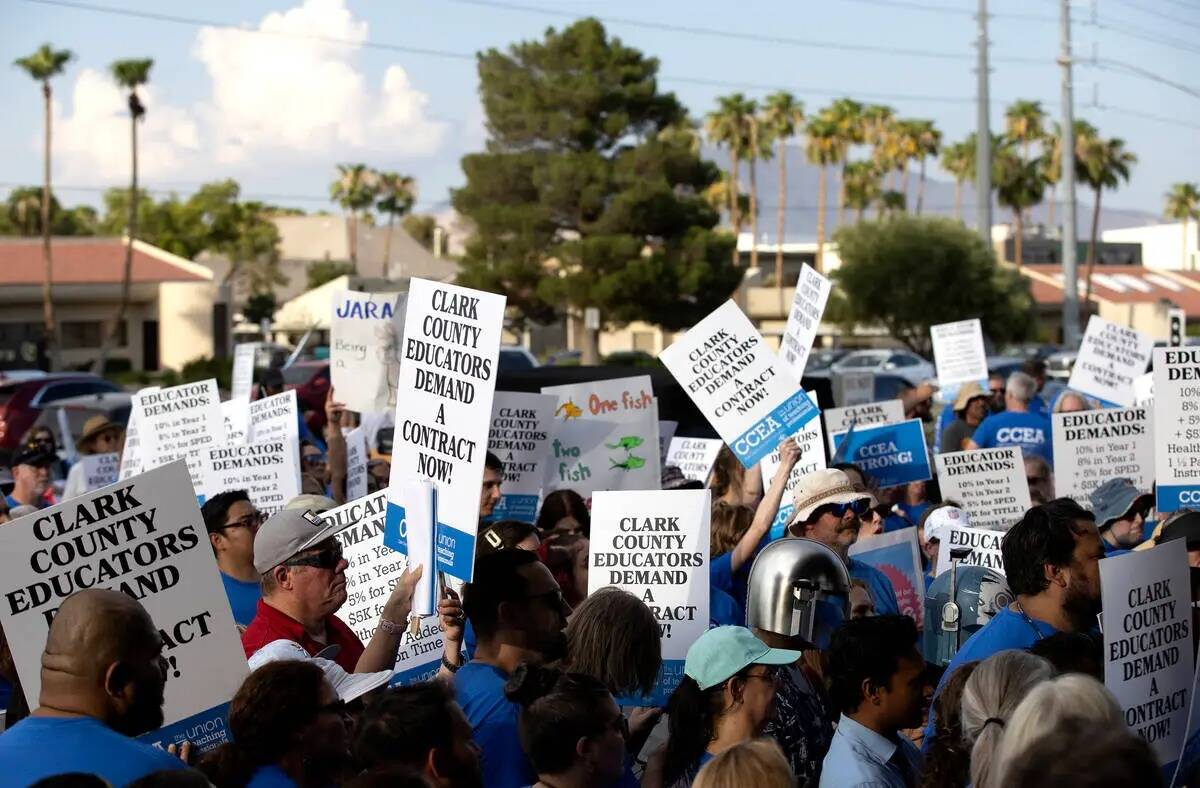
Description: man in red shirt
xmin=242 ymin=507 xmax=421 ymax=674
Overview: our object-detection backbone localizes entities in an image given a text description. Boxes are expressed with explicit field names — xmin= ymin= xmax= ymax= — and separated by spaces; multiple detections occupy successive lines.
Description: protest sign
xmin=934 ymin=524 xmax=1005 ymax=577
xmin=231 ymin=342 xmax=258 ymax=402
xmin=1053 ymin=407 xmax=1154 ymax=506
xmin=78 ymin=452 xmax=119 ymax=493
xmin=384 ymin=278 xmax=506 ymax=583
xmin=934 ymin=447 xmax=1031 ymax=531
xmin=1068 ymin=316 xmax=1153 ymax=407
xmin=848 ymin=528 xmax=924 ymax=628
xmin=344 ymin=426 xmax=369 ymax=502
xmin=328 ymin=491 xmax=443 ymax=685
xmin=488 ymin=392 xmax=556 ymax=522
xmin=199 ymin=439 xmax=301 ymax=516
xmin=0 ymin=461 xmax=248 ymax=750
xmin=832 ymin=370 xmax=875 ymax=407
xmin=822 ymin=399 xmax=905 ymax=454
xmin=1154 ymin=347 xmax=1200 ymax=512
xmin=545 ymin=410 xmax=662 ymax=501
xmin=541 ymin=376 xmax=656 ymax=423
xmin=930 ymin=319 xmax=988 ymax=387
xmin=658 ymin=420 xmax=678 ymax=466
xmin=1134 ymin=372 xmax=1155 ymax=407
xmin=330 ymin=290 xmax=406 ymax=415
xmin=831 ymin=419 xmax=931 ymax=488
xmin=761 ymin=392 xmax=826 ymax=537
xmin=247 ymin=389 xmax=300 ymax=448
xmin=778 ymin=264 xmax=831 ymax=381
xmin=119 ymin=385 xmax=159 ymax=481
xmin=589 ymin=489 xmax=710 ymax=705
xmin=665 ymin=437 xmax=723 ymax=485
xmin=136 ymin=379 xmax=224 ymax=491
xmin=1101 ymin=540 xmax=1193 ymax=765
xmin=221 ymin=398 xmax=249 ymax=445
xmin=659 ymin=300 xmax=819 ymax=469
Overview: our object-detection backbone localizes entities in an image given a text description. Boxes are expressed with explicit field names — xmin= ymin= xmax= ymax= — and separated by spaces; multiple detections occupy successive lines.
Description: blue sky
xmin=1 ymin=0 xmax=1195 ymax=220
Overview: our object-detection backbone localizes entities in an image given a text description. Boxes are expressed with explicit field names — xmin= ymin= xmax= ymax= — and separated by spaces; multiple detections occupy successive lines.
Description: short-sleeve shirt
xmin=939 ymin=418 xmax=976 ymax=454
xmin=0 ymin=715 xmax=187 ymax=785
xmin=221 ymin=572 xmax=262 ymax=628
xmin=241 ymin=599 xmax=364 ymax=672
xmin=454 ymin=662 xmax=537 ymax=788
xmin=970 ymin=410 xmax=1054 ymax=466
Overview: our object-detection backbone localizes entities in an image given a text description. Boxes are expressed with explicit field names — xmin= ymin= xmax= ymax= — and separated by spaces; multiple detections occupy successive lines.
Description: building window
xmin=632 ymin=331 xmax=655 ymax=352
xmin=60 ymin=321 xmax=126 ymax=350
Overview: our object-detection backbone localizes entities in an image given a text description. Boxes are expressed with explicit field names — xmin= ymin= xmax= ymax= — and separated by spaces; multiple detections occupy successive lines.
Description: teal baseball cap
xmin=684 ymin=626 xmax=802 ymax=690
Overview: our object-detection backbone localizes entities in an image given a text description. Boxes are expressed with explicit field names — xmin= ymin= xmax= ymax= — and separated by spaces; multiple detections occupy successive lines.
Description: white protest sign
xmin=589 ymin=489 xmax=710 ymax=705
xmin=231 ymin=342 xmax=258 ymax=402
xmin=665 ymin=437 xmax=723 ymax=485
xmin=762 ymin=392 xmax=826 ymax=535
xmin=136 ymin=379 xmax=225 ymax=492
xmin=119 ymin=385 xmax=159 ymax=481
xmin=0 ymin=461 xmax=248 ymax=750
xmin=833 ymin=370 xmax=875 ymax=408
xmin=331 ymin=290 xmax=406 ymax=415
xmin=221 ymin=398 xmax=250 ymax=445
xmin=1101 ymin=540 xmax=1194 ymax=765
xmin=488 ymin=392 xmax=557 ymax=522
xmin=327 ymin=490 xmax=445 ymax=684
xmin=848 ymin=527 xmax=925 ymax=628
xmin=79 ymin=452 xmax=119 ymax=493
xmin=541 ymin=375 xmax=656 ymax=423
xmin=934 ymin=524 xmax=1006 ymax=577
xmin=1068 ymin=316 xmax=1153 ymax=407
xmin=934 ymin=447 xmax=1031 ymax=531
xmin=822 ymin=399 xmax=905 ymax=454
xmin=930 ymin=319 xmax=988 ymax=387
xmin=659 ymin=300 xmax=819 ymax=469
xmin=1053 ymin=407 xmax=1154 ymax=507
xmin=658 ymin=420 xmax=678 ymax=466
xmin=1134 ymin=372 xmax=1155 ymax=407
xmin=344 ymin=426 xmax=369 ymax=502
xmin=1154 ymin=347 xmax=1200 ymax=513
xmin=778 ymin=264 xmax=831 ymax=381
xmin=546 ymin=410 xmax=662 ymax=501
xmin=200 ymin=439 xmax=301 ymax=516
xmin=247 ymin=389 xmax=300 ymax=448
xmin=384 ymin=278 xmax=505 ymax=583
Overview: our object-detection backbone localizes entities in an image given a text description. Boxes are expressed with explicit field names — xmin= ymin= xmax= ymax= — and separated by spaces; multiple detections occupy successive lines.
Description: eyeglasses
xmin=524 ymin=588 xmax=567 ymax=610
xmin=744 ymin=666 xmax=782 ymax=686
xmin=285 ymin=544 xmax=344 ymax=570
xmin=606 ymin=714 xmax=630 ymax=740
xmin=1026 ymin=476 xmax=1047 ymax=486
xmin=222 ymin=512 xmax=266 ymax=532
xmin=303 ymin=453 xmax=328 ymax=467
xmin=317 ymin=698 xmax=349 ymax=717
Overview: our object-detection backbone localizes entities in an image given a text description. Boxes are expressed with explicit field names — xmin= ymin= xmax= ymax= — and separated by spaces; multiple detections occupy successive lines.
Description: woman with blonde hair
xmin=692 ymin=738 xmax=795 ymax=788
xmin=960 ymin=650 xmax=1053 ymax=788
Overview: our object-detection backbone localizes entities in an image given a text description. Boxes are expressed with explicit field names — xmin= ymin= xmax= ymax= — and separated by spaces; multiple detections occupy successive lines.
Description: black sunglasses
xmin=824 ymin=499 xmax=871 ymax=518
xmin=525 ymin=588 xmax=567 ymax=609
xmin=285 ymin=544 xmax=344 ymax=570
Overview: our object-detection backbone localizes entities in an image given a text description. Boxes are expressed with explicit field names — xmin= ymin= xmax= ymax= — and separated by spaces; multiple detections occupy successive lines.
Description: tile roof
xmin=0 ymin=237 xmax=210 ymax=285
xmin=1018 ymin=264 xmax=1200 ymax=316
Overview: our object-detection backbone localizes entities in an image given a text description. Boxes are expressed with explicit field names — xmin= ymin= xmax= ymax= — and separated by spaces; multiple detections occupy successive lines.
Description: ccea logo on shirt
xmin=995 ymin=427 xmax=1046 ymax=444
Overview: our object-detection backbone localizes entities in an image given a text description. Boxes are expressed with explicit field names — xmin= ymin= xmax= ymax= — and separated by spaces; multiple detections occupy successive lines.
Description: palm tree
xmin=891 ymin=120 xmax=924 ymax=208
xmin=1077 ymin=130 xmax=1137 ymax=306
xmin=94 ymin=58 xmax=152 ymax=376
xmin=744 ymin=99 xmax=766 ymax=270
xmin=910 ymin=120 xmax=942 ymax=215
xmin=705 ymin=94 xmax=755 ymax=264
xmin=330 ymin=164 xmax=379 ymax=271
xmin=14 ymin=44 xmax=73 ymax=371
xmin=940 ymin=139 xmax=975 ymax=221
xmin=1040 ymin=123 xmax=1063 ymax=229
xmin=862 ymin=104 xmax=896 ymax=187
xmin=1005 ymin=100 xmax=1047 ymax=161
xmin=823 ymin=98 xmax=864 ymax=227
xmin=761 ymin=92 xmax=804 ymax=291
xmin=1165 ymin=182 xmax=1200 ymax=270
xmin=877 ymin=190 xmax=907 ymax=219
xmin=805 ymin=117 xmax=843 ymax=273
xmin=843 ymin=161 xmax=882 ymax=223
xmin=994 ymin=141 xmax=1046 ymax=269
xmin=375 ymin=172 xmax=416 ymax=268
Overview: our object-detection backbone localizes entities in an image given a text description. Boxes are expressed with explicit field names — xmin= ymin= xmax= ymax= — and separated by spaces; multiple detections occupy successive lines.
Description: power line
xmin=1088 ymin=17 xmax=1200 ymax=57
xmin=1086 ymin=58 xmax=1200 ymax=101
xmin=1107 ymin=0 xmax=1200 ymax=33
xmin=840 ymin=0 xmax=1057 ymax=23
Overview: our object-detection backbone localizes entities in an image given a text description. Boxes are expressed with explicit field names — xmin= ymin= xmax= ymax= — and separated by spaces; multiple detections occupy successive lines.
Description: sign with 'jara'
xmin=331 ymin=290 xmax=406 ymax=415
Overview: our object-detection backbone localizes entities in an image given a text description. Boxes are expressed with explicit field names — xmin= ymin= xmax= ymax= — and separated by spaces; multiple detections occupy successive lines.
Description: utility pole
xmin=975 ymin=0 xmax=992 ymax=242
xmin=1059 ymin=0 xmax=1081 ymax=347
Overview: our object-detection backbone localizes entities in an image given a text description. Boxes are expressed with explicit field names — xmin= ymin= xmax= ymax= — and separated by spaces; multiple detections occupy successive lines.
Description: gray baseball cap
xmin=1089 ymin=477 xmax=1151 ymax=531
xmin=253 ymin=508 xmax=343 ymax=575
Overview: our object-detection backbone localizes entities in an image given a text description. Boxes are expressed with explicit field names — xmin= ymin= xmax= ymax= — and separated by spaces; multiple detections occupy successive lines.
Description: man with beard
xmin=457 ymin=549 xmax=572 ymax=787
xmin=921 ymin=497 xmax=1103 ymax=746
xmin=0 ymin=589 xmax=186 ymax=784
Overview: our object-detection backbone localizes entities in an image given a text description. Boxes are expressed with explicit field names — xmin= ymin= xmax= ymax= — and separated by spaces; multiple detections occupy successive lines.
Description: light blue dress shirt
xmin=820 ymin=714 xmax=923 ymax=788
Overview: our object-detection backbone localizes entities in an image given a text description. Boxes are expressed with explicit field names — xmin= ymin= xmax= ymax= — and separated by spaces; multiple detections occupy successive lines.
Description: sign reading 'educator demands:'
xmin=935 ymin=447 xmax=1031 ymax=531
xmin=1153 ymin=347 xmax=1200 ymax=512
xmin=1053 ymin=406 xmax=1154 ymax=506
xmin=660 ymin=300 xmax=818 ymax=469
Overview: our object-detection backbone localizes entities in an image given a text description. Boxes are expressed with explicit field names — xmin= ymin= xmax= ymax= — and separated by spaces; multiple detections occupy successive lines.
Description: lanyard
xmin=1013 ymin=601 xmax=1046 ymax=642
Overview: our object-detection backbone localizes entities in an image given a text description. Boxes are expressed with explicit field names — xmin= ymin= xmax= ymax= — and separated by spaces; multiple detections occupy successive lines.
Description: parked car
xmin=545 ymin=350 xmax=582 ymax=366
xmin=601 ymin=350 xmax=659 ymax=367
xmin=29 ymin=392 xmax=133 ymax=457
xmin=499 ymin=346 xmax=539 ymax=372
xmin=804 ymin=349 xmax=850 ymax=374
xmin=1044 ymin=350 xmax=1076 ymax=380
xmin=0 ymin=374 xmax=122 ymax=453
xmin=830 ymin=349 xmax=935 ymax=386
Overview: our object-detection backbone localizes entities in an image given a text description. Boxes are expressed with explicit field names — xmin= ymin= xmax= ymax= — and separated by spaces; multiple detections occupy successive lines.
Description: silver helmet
xmin=747 ymin=538 xmax=851 ymax=649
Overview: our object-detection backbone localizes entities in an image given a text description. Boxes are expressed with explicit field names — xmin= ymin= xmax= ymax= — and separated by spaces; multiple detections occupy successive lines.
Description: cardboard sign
xmin=1069 ymin=316 xmax=1153 ymax=407
xmin=589 ymin=489 xmax=711 ymax=705
xmin=659 ymin=300 xmax=819 ymax=469
xmin=78 ymin=452 xmax=119 ymax=493
xmin=231 ymin=342 xmax=258 ymax=402
xmin=658 ymin=420 xmax=678 ymax=466
xmin=328 ymin=491 xmax=444 ymax=685
xmin=541 ymin=376 xmax=656 ymax=424
xmin=930 ymin=319 xmax=988 ymax=387
xmin=1101 ymin=540 xmax=1194 ymax=765
xmin=119 ymin=385 xmax=160 ymax=481
xmin=1153 ymin=348 xmax=1200 ymax=512
xmin=545 ymin=410 xmax=662 ymax=502
xmin=384 ymin=279 xmax=506 ymax=583
xmin=247 ymin=389 xmax=300 ymax=448
xmin=761 ymin=392 xmax=826 ymax=537
xmin=822 ymin=399 xmax=905 ymax=454
xmin=934 ymin=524 xmax=1005 ymax=577
xmin=1053 ymin=407 xmax=1154 ymax=507
xmin=331 ymin=290 xmax=406 ymax=415
xmin=199 ymin=440 xmax=301 ymax=516
xmin=136 ymin=379 xmax=225 ymax=492
xmin=0 ymin=462 xmax=248 ymax=751
xmin=934 ymin=447 xmax=1031 ymax=531
xmin=778 ymin=264 xmax=831 ymax=381
xmin=665 ymin=437 xmax=724 ymax=485
xmin=831 ymin=419 xmax=931 ymax=489
xmin=848 ymin=528 xmax=925 ymax=628
xmin=344 ymin=426 xmax=369 ymax=502
xmin=488 ymin=392 xmax=557 ymax=522
xmin=832 ymin=370 xmax=875 ymax=408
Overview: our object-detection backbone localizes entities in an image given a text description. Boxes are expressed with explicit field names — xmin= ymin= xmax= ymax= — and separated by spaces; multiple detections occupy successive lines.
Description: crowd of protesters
xmin=0 ymin=358 xmax=1184 ymax=788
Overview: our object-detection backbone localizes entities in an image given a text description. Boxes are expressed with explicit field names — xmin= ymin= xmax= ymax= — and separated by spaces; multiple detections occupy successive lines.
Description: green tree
xmin=1165 ymin=182 xmax=1200 ymax=270
xmin=452 ymin=19 xmax=740 ymax=351
xmin=94 ymin=58 xmax=152 ymax=376
xmin=242 ymin=292 xmax=277 ymax=325
xmin=1005 ymin=100 xmax=1047 ymax=161
xmin=329 ymin=164 xmax=378 ymax=271
xmin=706 ymin=94 xmax=755 ymax=263
xmin=823 ymin=98 xmax=864 ymax=228
xmin=805 ymin=116 xmax=843 ymax=273
xmin=307 ymin=260 xmax=355 ymax=289
xmin=15 ymin=43 xmax=73 ymax=370
xmin=910 ymin=119 xmax=942 ymax=215
xmin=940 ymin=139 xmax=974 ymax=222
xmin=833 ymin=216 xmax=1033 ymax=355
xmin=1077 ymin=129 xmax=1136 ymax=307
xmin=761 ymin=91 xmax=804 ymax=291
xmin=843 ymin=161 xmax=881 ymax=223
xmin=402 ymin=214 xmax=448 ymax=256
xmin=994 ymin=141 xmax=1046 ymax=269
xmin=375 ymin=171 xmax=416 ymax=266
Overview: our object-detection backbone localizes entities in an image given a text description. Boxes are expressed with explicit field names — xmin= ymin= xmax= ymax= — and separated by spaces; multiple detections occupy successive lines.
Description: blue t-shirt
xmin=1102 ymin=540 xmax=1132 ymax=559
xmin=247 ymin=764 xmax=299 ymax=787
xmin=3 ymin=494 xmax=44 ymax=511
xmin=0 ymin=715 xmax=186 ymax=786
xmin=709 ymin=532 xmax=771 ymax=612
xmin=848 ymin=559 xmax=900 ymax=616
xmin=711 ymin=587 xmax=742 ymax=627
xmin=221 ymin=572 xmax=263 ymax=628
xmin=454 ymin=662 xmax=536 ymax=788
xmin=970 ymin=410 xmax=1054 ymax=466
